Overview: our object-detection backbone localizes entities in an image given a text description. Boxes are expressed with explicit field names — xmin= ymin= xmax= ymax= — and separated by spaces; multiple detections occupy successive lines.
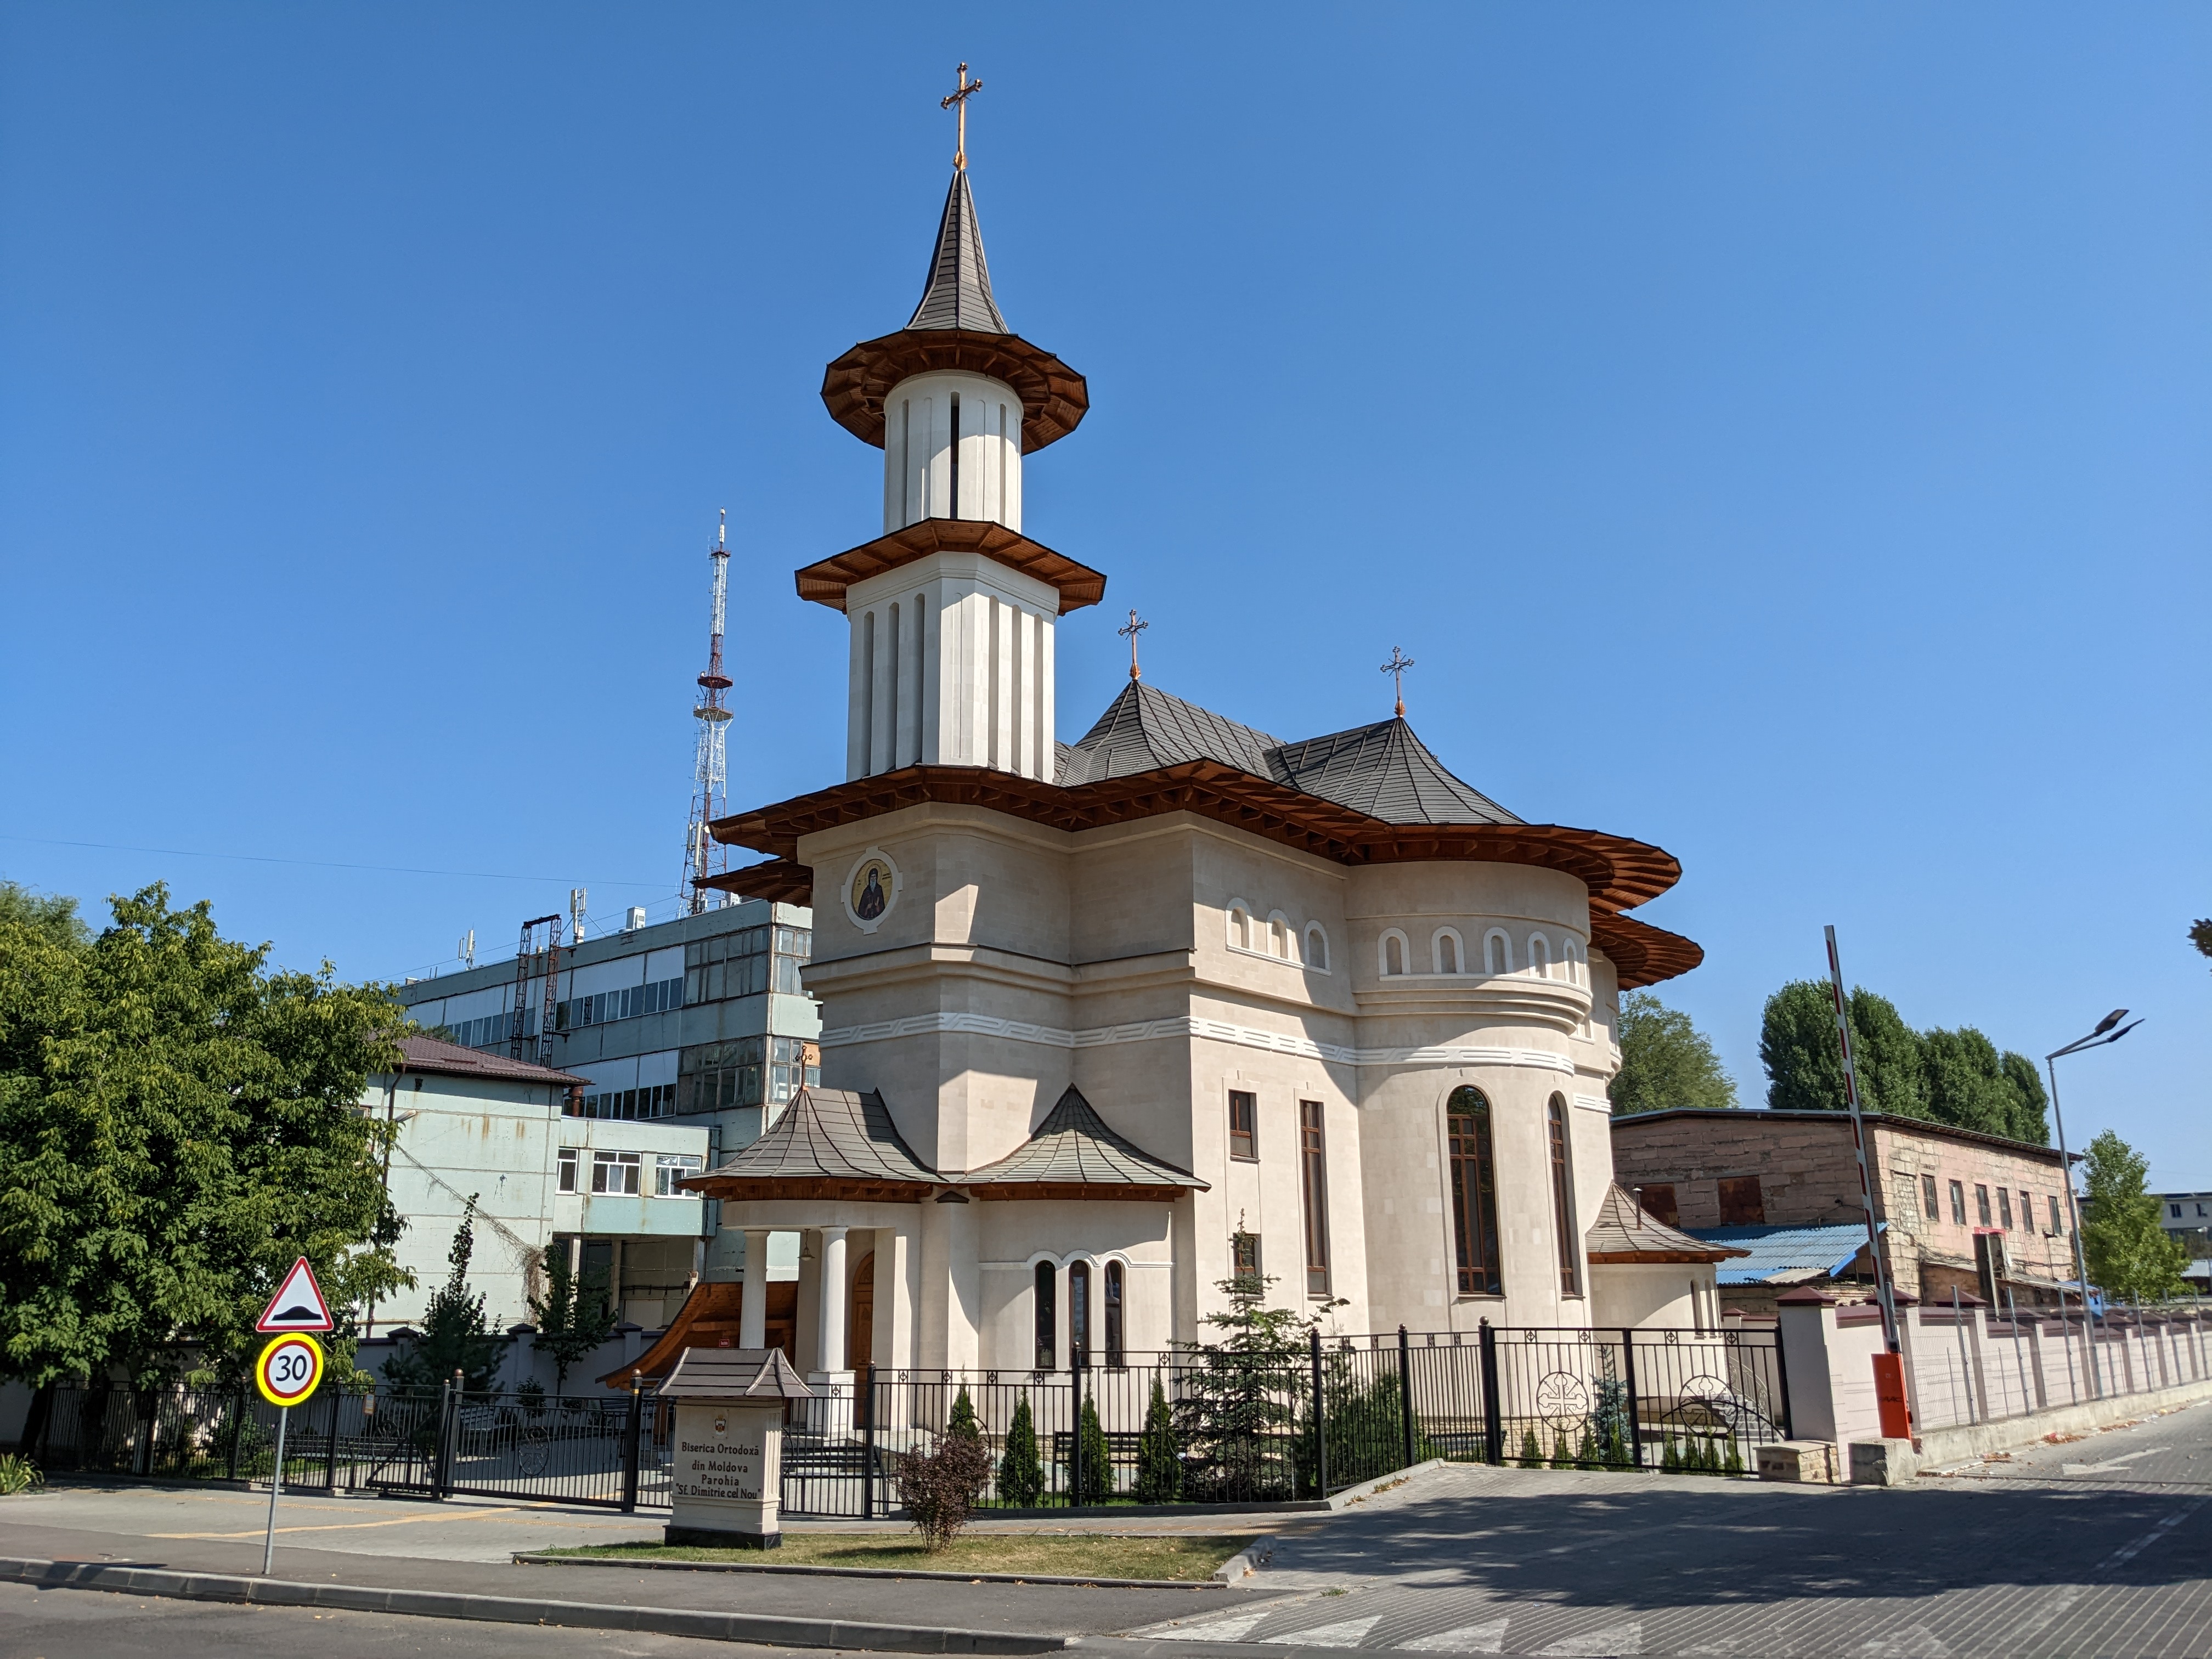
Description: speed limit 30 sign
xmin=255 ymin=1333 xmax=324 ymax=1408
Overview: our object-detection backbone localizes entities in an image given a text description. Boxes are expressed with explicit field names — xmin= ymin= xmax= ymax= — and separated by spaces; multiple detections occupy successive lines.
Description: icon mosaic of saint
xmin=852 ymin=860 xmax=890 ymax=921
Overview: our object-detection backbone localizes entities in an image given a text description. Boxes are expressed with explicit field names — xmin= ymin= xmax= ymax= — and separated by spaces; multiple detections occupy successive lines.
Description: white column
xmin=817 ymin=1226 xmax=850 ymax=1376
xmin=740 ymin=1228 xmax=769 ymax=1348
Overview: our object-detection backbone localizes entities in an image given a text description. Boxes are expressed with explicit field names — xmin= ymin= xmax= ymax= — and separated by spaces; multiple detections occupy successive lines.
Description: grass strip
xmin=541 ymin=1532 xmax=1253 ymax=1582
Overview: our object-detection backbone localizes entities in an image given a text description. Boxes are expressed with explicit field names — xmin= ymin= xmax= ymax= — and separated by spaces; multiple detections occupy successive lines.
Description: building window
xmin=1435 ymin=930 xmax=1461 ymax=974
xmin=575 ymin=1083 xmax=678 ymax=1121
xmin=1528 ymin=933 xmax=1551 ymax=978
xmin=2172 ymin=1203 xmax=2184 ymax=1220
xmin=1548 ymin=1094 xmax=1579 ymax=1296
xmin=557 ymin=1148 xmax=579 ymax=1193
xmin=1921 ymin=1174 xmax=1939 ymax=1221
xmin=678 ymin=1036 xmax=819 ymax=1115
xmin=1447 ymin=1086 xmax=1503 ymax=1296
xmin=1228 ymin=904 xmax=1253 ymax=951
xmin=1382 ymin=930 xmax=1408 ymax=976
xmin=1638 ymin=1183 xmax=1679 ymax=1228
xmin=2019 ymin=1190 xmax=2033 ymax=1232
xmin=1950 ymin=1180 xmax=1966 ymax=1225
xmin=1305 ymin=924 xmax=1330 ymax=972
xmin=654 ymin=1154 xmax=704 ymax=1196
xmin=1997 ymin=1187 xmax=2013 ymax=1229
xmin=1230 ymin=1231 xmax=1262 ymax=1282
xmin=2049 ymin=1194 xmax=2063 ymax=1235
xmin=1269 ymin=913 xmax=1291 ymax=959
xmin=1033 ymin=1261 xmax=1056 ymax=1370
xmin=590 ymin=1150 xmax=641 ymax=1195
xmin=683 ymin=923 xmax=810 ymax=1006
xmin=1069 ymin=1259 xmax=1092 ymax=1368
xmin=1718 ymin=1176 xmax=1764 ymax=1226
xmin=1299 ymin=1101 xmax=1331 ymax=1297
xmin=1103 ymin=1261 xmax=1125 ymax=1367
xmin=1975 ymin=1184 xmax=1992 ymax=1227
xmin=1483 ymin=931 xmax=1512 ymax=975
xmin=1228 ymin=1090 xmax=1258 ymax=1161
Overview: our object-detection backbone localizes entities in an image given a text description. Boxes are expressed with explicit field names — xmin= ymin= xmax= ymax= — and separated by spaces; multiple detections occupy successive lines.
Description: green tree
xmin=0 ymin=881 xmax=89 ymax=951
xmin=0 ymin=883 xmax=408 ymax=1393
xmin=947 ymin=1385 xmax=982 ymax=1444
xmin=1612 ymin=992 xmax=1736 ymax=1114
xmin=1133 ymin=1377 xmax=1181 ymax=1503
xmin=1759 ymin=981 xmax=1927 ymax=1118
xmin=527 ymin=1242 xmax=615 ymax=1391
xmin=997 ymin=1392 xmax=1043 ymax=1507
xmin=2190 ymin=917 xmax=2212 ymax=968
xmin=1921 ymin=1027 xmax=2049 ymax=1144
xmin=2079 ymin=1130 xmax=2189 ymax=1303
xmin=1171 ymin=1274 xmax=1317 ymax=1502
xmin=383 ymin=1200 xmax=504 ymax=1394
xmin=1075 ymin=1394 xmax=1113 ymax=1505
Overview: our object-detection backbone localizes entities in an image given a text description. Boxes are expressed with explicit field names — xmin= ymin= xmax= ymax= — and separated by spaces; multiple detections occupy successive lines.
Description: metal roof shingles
xmin=1683 ymin=1221 xmax=1886 ymax=1286
xmin=907 ymin=169 xmax=1008 ymax=334
xmin=958 ymin=1085 xmax=1206 ymax=1190
xmin=710 ymin=1087 xmax=938 ymax=1185
xmin=396 ymin=1034 xmax=587 ymax=1087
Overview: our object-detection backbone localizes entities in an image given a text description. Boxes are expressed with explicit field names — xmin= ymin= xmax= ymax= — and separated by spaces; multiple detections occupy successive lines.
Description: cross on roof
xmin=941 ymin=62 xmax=983 ymax=171
xmin=1381 ymin=646 xmax=1414 ymax=716
xmin=1118 ymin=608 xmax=1150 ymax=681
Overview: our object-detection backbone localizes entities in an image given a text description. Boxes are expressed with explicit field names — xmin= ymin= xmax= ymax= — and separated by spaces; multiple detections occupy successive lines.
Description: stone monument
xmin=661 ymin=1346 xmax=815 ymax=1548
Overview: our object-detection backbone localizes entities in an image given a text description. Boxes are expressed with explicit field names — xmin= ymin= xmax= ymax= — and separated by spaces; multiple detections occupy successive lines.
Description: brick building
xmin=1610 ymin=1108 xmax=2079 ymax=1315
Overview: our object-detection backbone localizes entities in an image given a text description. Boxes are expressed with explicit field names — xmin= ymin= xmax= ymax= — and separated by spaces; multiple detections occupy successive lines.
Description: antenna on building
xmin=569 ymin=887 xmax=588 ymax=943
xmin=458 ymin=928 xmax=476 ymax=969
xmin=508 ymin=914 xmax=564 ymax=1064
xmin=685 ymin=512 xmax=736 ymax=913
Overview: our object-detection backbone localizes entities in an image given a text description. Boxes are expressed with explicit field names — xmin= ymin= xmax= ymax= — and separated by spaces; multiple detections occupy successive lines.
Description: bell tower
xmin=798 ymin=69 xmax=1102 ymax=783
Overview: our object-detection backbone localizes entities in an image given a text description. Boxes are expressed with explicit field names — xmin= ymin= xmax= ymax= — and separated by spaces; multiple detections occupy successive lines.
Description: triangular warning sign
xmin=256 ymin=1256 xmax=334 ymax=1333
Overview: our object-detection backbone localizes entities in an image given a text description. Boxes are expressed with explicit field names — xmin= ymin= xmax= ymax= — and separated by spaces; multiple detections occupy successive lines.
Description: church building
xmin=670 ymin=144 xmax=1713 ymax=1394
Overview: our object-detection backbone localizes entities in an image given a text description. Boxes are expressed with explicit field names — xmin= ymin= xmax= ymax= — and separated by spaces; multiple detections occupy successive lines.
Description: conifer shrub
xmin=1660 ymin=1437 xmax=1680 ymax=1472
xmin=947 ymin=1386 xmax=982 ymax=1444
xmin=1134 ymin=1378 xmax=1181 ymax=1504
xmin=1549 ymin=1430 xmax=1575 ymax=1470
xmin=1076 ymin=1396 xmax=1114 ymax=1505
xmin=997 ymin=1392 xmax=1045 ymax=1508
xmin=1576 ymin=1428 xmax=1598 ymax=1466
xmin=1723 ymin=1438 xmax=1745 ymax=1476
xmin=1520 ymin=1427 xmax=1544 ymax=1467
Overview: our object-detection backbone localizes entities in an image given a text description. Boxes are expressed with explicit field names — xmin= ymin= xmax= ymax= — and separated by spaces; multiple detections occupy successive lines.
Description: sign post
xmin=252 ymin=1257 xmax=335 ymax=1576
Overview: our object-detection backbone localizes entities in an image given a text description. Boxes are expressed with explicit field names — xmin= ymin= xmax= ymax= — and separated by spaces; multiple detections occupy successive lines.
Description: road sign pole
xmin=262 ymin=1404 xmax=289 ymax=1575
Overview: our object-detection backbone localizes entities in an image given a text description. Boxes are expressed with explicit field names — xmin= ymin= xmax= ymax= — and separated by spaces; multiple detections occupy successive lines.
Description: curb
xmin=0 ymin=1556 xmax=1068 ymax=1654
xmin=1210 ymin=1536 xmax=1273 ymax=1582
xmin=513 ymin=1551 xmax=1232 ymax=1590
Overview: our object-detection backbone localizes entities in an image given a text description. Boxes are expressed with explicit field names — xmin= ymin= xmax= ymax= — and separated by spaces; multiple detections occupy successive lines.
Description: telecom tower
xmin=684 ymin=511 xmax=734 ymax=913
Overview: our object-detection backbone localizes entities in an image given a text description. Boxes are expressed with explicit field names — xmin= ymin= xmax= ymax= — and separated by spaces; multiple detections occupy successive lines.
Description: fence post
xmin=862 ymin=1364 xmax=877 ymax=1520
xmin=227 ymin=1388 xmax=247 ymax=1482
xmin=1479 ymin=1320 xmax=1503 ymax=1466
xmin=620 ymin=1380 xmax=643 ymax=1514
xmin=1769 ymin=1319 xmax=1793 ymax=1440
xmin=435 ymin=1375 xmax=459 ymax=1499
xmin=1396 ymin=1327 xmax=1415 ymax=1474
xmin=1069 ymin=1355 xmax=1085 ymax=1508
xmin=1306 ymin=1329 xmax=1326 ymax=1498
xmin=324 ymin=1389 xmax=343 ymax=1492
xmin=1620 ymin=1329 xmax=1644 ymax=1468
xmin=136 ymin=1392 xmax=156 ymax=1477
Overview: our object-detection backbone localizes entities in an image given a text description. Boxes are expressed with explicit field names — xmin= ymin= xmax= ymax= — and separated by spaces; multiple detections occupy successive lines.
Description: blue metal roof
xmin=1685 ymin=1221 xmax=1884 ymax=1286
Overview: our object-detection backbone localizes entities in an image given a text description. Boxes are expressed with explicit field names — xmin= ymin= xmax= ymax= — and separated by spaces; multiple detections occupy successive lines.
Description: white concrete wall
xmin=881 ymin=371 xmax=1023 ymax=533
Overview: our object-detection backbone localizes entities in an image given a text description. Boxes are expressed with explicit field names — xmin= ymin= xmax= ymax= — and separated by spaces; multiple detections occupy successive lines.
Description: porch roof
xmin=685 ymin=1086 xmax=939 ymax=1201
xmin=957 ymin=1085 xmax=1207 ymax=1201
xmin=1585 ymin=1184 xmax=1751 ymax=1265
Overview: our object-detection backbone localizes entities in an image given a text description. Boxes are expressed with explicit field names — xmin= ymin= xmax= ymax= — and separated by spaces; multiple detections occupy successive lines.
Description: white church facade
xmin=631 ymin=155 xmax=1723 ymax=1394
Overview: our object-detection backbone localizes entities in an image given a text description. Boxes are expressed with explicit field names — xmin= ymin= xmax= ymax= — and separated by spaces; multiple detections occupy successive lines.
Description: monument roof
xmin=661 ymin=1346 xmax=815 ymax=1400
xmin=907 ymin=167 xmax=1007 ymax=332
xmin=686 ymin=1086 xmax=938 ymax=1200
xmin=1583 ymin=1183 xmax=1751 ymax=1264
xmin=957 ymin=1085 xmax=1208 ymax=1200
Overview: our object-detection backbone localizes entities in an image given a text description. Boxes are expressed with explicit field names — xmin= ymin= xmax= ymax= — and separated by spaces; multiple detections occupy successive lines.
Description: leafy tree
xmin=1612 ymin=992 xmax=1736 ymax=1114
xmin=1921 ymin=1027 xmax=2048 ymax=1143
xmin=1133 ymin=1378 xmax=1181 ymax=1503
xmin=382 ymin=1200 xmax=504 ymax=1395
xmin=2079 ymin=1131 xmax=2189 ymax=1303
xmin=1759 ymin=981 xmax=1927 ymax=1118
xmin=527 ymin=1242 xmax=615 ymax=1391
xmin=1171 ymin=1274 xmax=1317 ymax=1502
xmin=2191 ymin=917 xmax=2212 ymax=968
xmin=1075 ymin=1394 xmax=1113 ymax=1505
xmin=0 ymin=883 xmax=408 ymax=1395
xmin=997 ymin=1392 xmax=1044 ymax=1507
xmin=0 ymin=881 xmax=89 ymax=951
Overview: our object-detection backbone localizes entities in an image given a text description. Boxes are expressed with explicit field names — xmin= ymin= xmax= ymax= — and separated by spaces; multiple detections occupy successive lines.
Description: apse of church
xmin=681 ymin=121 xmax=1709 ymax=1385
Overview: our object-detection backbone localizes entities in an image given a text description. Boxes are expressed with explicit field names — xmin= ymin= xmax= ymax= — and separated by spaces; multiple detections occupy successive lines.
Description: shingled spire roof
xmin=687 ymin=1086 xmax=938 ymax=1201
xmin=907 ymin=168 xmax=1008 ymax=334
xmin=957 ymin=1085 xmax=1207 ymax=1199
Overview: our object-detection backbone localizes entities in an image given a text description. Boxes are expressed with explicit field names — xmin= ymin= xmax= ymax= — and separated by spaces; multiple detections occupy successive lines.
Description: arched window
xmin=1434 ymin=928 xmax=1463 ymax=975
xmin=1033 ymin=1260 xmax=1056 ymax=1370
xmin=1381 ymin=930 xmax=1408 ymax=977
xmin=1547 ymin=1094 xmax=1579 ymax=1296
xmin=1563 ymin=938 xmax=1585 ymax=986
xmin=1447 ymin=1086 xmax=1503 ymax=1296
xmin=1305 ymin=923 xmax=1330 ymax=972
xmin=1068 ymin=1259 xmax=1092 ymax=1369
xmin=1228 ymin=902 xmax=1254 ymax=951
xmin=1103 ymin=1261 xmax=1125 ymax=1367
xmin=1528 ymin=933 xmax=1551 ymax=979
xmin=1268 ymin=912 xmax=1291 ymax=960
xmin=1483 ymin=930 xmax=1513 ymax=975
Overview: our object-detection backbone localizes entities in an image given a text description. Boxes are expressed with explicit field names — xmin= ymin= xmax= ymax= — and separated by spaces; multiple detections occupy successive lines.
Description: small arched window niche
xmin=1227 ymin=901 xmax=1254 ymax=952
xmin=1483 ymin=929 xmax=1514 ymax=975
xmin=1379 ymin=928 xmax=1410 ymax=977
xmin=1304 ymin=923 xmax=1331 ymax=973
xmin=1527 ymin=933 xmax=1552 ymax=979
xmin=1562 ymin=937 xmax=1586 ymax=986
xmin=1267 ymin=911 xmax=1293 ymax=961
xmin=1432 ymin=928 xmax=1464 ymax=975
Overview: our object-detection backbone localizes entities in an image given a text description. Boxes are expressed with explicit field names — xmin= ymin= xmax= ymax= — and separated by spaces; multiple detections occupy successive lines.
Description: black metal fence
xmin=20 ymin=1322 xmax=1791 ymax=1518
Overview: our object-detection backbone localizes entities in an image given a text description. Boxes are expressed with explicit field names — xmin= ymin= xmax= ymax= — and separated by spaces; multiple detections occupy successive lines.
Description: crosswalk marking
xmin=1150 ymin=1611 xmax=1275 ymax=1644
xmin=1855 ymin=1627 xmax=1951 ymax=1658
xmin=1537 ymin=1620 xmax=1642 ymax=1655
xmin=1286 ymin=1613 xmax=1383 ymax=1647
xmin=1398 ymin=1617 xmax=1511 ymax=1652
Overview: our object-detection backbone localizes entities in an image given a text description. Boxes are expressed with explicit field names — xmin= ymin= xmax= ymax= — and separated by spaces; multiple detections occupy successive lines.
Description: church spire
xmin=906 ymin=167 xmax=1008 ymax=334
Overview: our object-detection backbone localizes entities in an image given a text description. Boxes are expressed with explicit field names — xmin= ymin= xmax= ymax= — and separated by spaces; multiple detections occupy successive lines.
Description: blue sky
xmin=3 ymin=7 xmax=2206 ymax=1184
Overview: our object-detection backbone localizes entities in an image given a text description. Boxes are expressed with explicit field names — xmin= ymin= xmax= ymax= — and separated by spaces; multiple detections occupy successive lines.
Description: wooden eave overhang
xmin=681 ymin=1175 xmax=934 ymax=1205
xmin=1587 ymin=1248 xmax=1742 ymax=1266
xmin=821 ymin=329 xmax=1088 ymax=453
xmin=708 ymin=760 xmax=1689 ymax=927
xmin=966 ymin=1181 xmax=1189 ymax=1203
xmin=795 ymin=519 xmax=1106 ymax=616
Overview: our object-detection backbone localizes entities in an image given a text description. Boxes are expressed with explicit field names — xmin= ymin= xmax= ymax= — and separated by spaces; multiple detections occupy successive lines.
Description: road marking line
xmin=151 ymin=1507 xmax=520 ymax=1539
xmin=1285 ymin=1614 xmax=1381 ymax=1647
xmin=1398 ymin=1617 xmax=1510 ymax=1652
xmin=2062 ymin=1444 xmax=2170 ymax=1475
xmin=1148 ymin=1611 xmax=1275 ymax=1643
xmin=2097 ymin=1496 xmax=2208 ymax=1568
xmin=1854 ymin=1625 xmax=1950 ymax=1657
xmin=1537 ymin=1621 xmax=1641 ymax=1655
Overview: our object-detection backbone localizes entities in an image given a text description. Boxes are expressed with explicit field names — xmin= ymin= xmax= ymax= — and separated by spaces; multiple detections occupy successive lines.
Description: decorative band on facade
xmin=816 ymin=1010 xmax=1575 ymax=1074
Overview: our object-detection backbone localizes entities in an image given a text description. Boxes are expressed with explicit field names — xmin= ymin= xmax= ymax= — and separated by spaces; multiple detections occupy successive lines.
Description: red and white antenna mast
xmin=685 ymin=511 xmax=735 ymax=913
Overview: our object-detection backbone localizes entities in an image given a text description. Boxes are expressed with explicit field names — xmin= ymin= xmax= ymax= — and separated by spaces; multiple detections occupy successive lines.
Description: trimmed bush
xmin=997 ymin=1392 xmax=1044 ymax=1508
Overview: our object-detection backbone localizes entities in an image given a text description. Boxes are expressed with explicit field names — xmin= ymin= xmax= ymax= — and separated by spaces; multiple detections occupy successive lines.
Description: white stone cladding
xmin=879 ymin=371 xmax=1024 ymax=534
xmin=843 ymin=552 xmax=1056 ymax=782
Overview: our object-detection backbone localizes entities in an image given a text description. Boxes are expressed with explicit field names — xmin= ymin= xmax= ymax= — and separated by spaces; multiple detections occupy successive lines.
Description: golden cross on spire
xmin=1118 ymin=608 xmax=1149 ymax=680
xmin=1380 ymin=646 xmax=1414 ymax=717
xmin=941 ymin=62 xmax=983 ymax=170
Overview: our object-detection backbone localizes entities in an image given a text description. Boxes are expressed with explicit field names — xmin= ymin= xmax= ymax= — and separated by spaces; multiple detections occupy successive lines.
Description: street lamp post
xmin=2047 ymin=1009 xmax=2143 ymax=1400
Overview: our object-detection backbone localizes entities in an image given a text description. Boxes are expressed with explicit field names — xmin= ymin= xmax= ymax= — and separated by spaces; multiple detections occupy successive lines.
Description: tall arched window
xmin=1483 ymin=930 xmax=1513 ymax=975
xmin=1563 ymin=938 xmax=1585 ymax=985
xmin=1547 ymin=1094 xmax=1580 ymax=1296
xmin=1103 ymin=1261 xmax=1125 ymax=1367
xmin=1434 ymin=929 xmax=1462 ymax=974
xmin=1269 ymin=913 xmax=1291 ymax=959
xmin=1228 ymin=903 xmax=1253 ymax=951
xmin=1068 ymin=1259 xmax=1092 ymax=1369
xmin=1033 ymin=1260 xmax=1056 ymax=1370
xmin=1447 ymin=1086 xmax=1503 ymax=1296
xmin=1305 ymin=923 xmax=1330 ymax=971
xmin=1382 ymin=930 xmax=1408 ymax=976
xmin=1528 ymin=933 xmax=1551 ymax=978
